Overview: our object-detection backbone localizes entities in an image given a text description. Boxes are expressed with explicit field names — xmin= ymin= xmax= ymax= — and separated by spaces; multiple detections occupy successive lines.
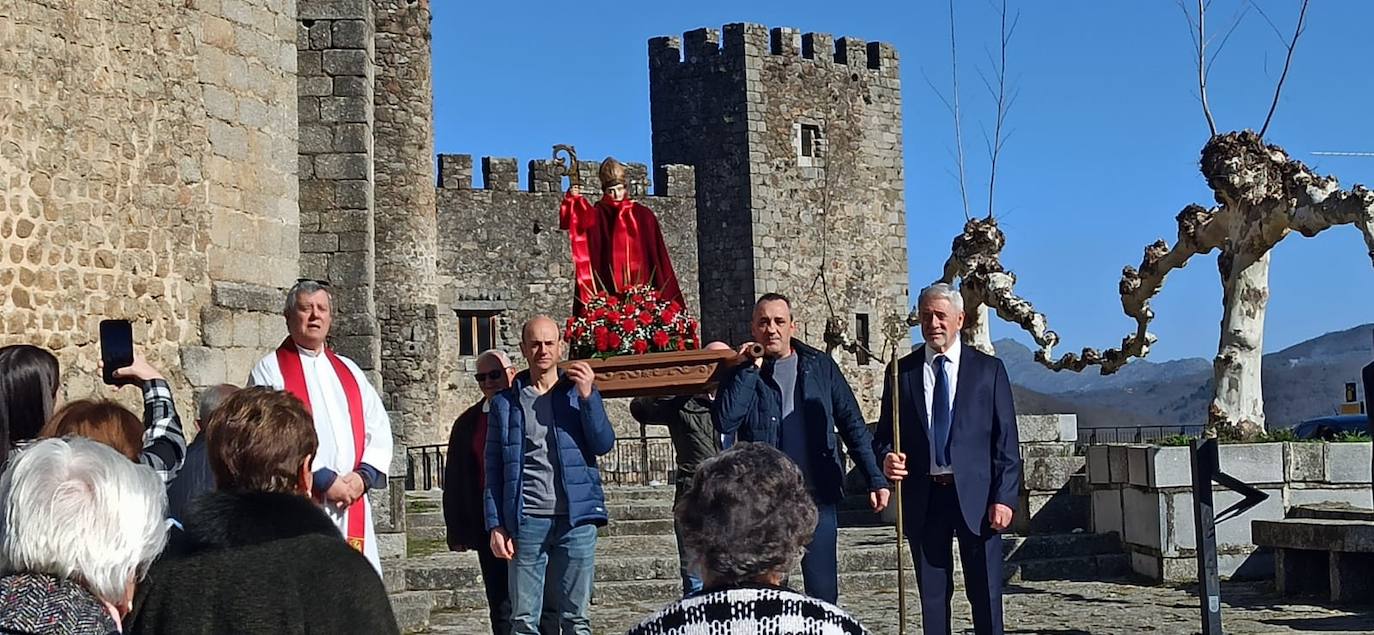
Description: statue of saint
xmin=559 ymin=157 xmax=685 ymax=314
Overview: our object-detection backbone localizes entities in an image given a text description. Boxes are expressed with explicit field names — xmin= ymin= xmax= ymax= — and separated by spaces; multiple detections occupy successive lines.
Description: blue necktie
xmin=932 ymin=355 xmax=951 ymax=467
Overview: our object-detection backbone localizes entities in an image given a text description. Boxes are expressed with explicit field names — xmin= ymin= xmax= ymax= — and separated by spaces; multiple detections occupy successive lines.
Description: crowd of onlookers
xmin=0 ymin=282 xmax=1013 ymax=635
xmin=0 ymin=342 xmax=398 ymax=634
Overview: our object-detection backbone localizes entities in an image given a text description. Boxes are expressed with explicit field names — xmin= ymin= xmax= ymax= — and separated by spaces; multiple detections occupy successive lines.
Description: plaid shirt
xmin=139 ymin=378 xmax=187 ymax=485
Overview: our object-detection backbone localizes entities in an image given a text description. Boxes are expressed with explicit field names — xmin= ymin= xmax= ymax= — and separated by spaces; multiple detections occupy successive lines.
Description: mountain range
xmin=990 ymin=323 xmax=1374 ymax=430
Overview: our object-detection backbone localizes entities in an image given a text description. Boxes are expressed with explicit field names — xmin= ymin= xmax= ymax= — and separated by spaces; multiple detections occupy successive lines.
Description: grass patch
xmin=406 ymin=498 xmax=441 ymax=514
xmin=407 ymin=536 xmax=447 ymax=558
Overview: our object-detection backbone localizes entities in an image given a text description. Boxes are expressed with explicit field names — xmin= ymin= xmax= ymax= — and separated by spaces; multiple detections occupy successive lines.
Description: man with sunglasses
xmin=248 ymin=278 xmax=393 ymax=574
xmin=443 ymin=349 xmax=518 ymax=634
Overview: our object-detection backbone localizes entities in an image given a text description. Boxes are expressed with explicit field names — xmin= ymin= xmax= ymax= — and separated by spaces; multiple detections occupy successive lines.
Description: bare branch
xmin=1250 ymin=0 xmax=1291 ymax=45
xmin=1258 ymin=0 xmax=1310 ymax=139
xmin=947 ymin=0 xmax=971 ymax=220
xmin=1206 ymin=3 xmax=1250 ymax=75
xmin=1196 ymin=0 xmax=1219 ymax=137
xmin=986 ymin=0 xmax=1015 ymax=219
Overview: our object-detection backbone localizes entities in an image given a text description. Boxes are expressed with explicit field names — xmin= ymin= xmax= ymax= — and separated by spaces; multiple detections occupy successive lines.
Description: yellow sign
xmin=1339 ymin=402 xmax=1365 ymax=415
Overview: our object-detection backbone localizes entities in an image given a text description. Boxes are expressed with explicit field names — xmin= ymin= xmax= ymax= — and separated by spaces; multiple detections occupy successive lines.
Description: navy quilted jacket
xmin=483 ymin=371 xmax=616 ymax=533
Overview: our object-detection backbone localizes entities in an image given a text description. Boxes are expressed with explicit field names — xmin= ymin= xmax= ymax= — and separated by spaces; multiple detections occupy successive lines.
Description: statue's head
xmin=599 ymin=157 xmax=627 ymax=201
xmin=1200 ymin=131 xmax=1301 ymax=208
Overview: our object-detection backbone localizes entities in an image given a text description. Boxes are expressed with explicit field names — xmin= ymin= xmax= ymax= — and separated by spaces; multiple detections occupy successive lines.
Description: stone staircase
xmin=395 ymin=485 xmax=1129 ymax=632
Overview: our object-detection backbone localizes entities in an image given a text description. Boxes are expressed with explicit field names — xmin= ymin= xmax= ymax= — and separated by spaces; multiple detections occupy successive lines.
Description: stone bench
xmin=1252 ymin=504 xmax=1374 ymax=604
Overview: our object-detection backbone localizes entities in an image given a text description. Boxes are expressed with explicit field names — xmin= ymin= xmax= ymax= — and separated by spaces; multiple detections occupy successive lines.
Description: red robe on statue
xmin=559 ymin=192 xmax=685 ymax=315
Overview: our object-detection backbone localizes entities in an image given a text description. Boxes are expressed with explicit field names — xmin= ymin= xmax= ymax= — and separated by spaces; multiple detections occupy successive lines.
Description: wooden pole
xmin=883 ymin=314 xmax=909 ymax=634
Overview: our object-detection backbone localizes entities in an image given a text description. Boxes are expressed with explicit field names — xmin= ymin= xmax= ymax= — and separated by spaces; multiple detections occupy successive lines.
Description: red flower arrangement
xmin=565 ymin=285 xmax=699 ymax=359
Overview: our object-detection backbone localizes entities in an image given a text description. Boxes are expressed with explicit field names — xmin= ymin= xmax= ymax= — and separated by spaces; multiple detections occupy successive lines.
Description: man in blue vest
xmin=714 ymin=293 xmax=890 ymax=604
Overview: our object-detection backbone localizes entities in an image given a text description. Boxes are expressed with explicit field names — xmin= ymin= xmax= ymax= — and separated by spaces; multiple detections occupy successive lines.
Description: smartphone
xmin=99 ymin=319 xmax=134 ymax=385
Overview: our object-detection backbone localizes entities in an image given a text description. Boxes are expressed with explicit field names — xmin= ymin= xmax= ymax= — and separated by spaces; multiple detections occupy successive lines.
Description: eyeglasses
xmin=295 ymin=278 xmax=331 ymax=287
xmin=473 ymin=368 xmax=510 ymax=383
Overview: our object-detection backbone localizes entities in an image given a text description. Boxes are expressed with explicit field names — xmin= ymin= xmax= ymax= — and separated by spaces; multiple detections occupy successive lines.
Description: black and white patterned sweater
xmin=626 ymin=584 xmax=868 ymax=635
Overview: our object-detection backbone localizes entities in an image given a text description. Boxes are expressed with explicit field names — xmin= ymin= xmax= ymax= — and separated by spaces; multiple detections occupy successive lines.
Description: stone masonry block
xmin=1017 ymin=414 xmax=1077 ymax=443
xmin=200 ymin=306 xmax=234 ymax=348
xmin=1218 ymin=442 xmax=1285 ymax=484
xmin=1326 ymin=443 xmax=1372 ymax=484
xmin=333 ymin=123 xmax=369 ymax=152
xmin=231 ymin=312 xmax=260 ymax=348
xmin=1022 ymin=456 xmax=1085 ymax=492
xmin=1128 ymin=445 xmax=1191 ymax=489
xmin=1092 ymin=488 xmax=1123 ymax=536
xmin=481 ymin=157 xmax=518 ymax=191
xmin=181 ymin=347 xmax=227 ymax=387
xmin=314 ymin=153 xmax=368 ymax=179
xmin=333 ymin=76 xmax=368 ymax=97
xmin=1285 ymin=442 xmax=1326 ymax=482
xmin=212 ymin=281 xmax=284 ymax=313
xmin=439 ymin=154 xmax=472 ymax=189
xmin=1087 ymin=444 xmax=1111 ymax=485
xmin=1122 ymin=487 xmax=1165 ymax=550
xmin=322 ymin=49 xmax=368 ymax=76
xmin=331 ymin=20 xmax=369 ymax=48
xmin=298 ymin=0 xmax=370 ymax=20
xmin=1108 ymin=445 xmax=1131 ymax=484
xmin=320 ymin=96 xmax=368 ymax=123
xmin=1171 ymin=487 xmax=1283 ymax=553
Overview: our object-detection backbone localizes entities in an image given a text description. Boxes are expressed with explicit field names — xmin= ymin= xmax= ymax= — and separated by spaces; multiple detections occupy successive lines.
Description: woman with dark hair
xmin=628 ymin=442 xmax=868 ymax=635
xmin=0 ymin=344 xmax=61 ymax=449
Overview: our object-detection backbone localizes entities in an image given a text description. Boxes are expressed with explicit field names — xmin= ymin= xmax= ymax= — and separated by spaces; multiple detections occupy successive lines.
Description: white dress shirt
xmin=922 ymin=338 xmax=961 ymax=476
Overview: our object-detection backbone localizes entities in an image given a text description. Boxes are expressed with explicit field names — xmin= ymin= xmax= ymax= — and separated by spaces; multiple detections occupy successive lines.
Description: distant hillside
xmin=994 ymin=323 xmax=1373 ymax=429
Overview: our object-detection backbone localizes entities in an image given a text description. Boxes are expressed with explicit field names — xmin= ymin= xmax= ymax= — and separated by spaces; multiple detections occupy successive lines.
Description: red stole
xmin=275 ymin=338 xmax=368 ymax=554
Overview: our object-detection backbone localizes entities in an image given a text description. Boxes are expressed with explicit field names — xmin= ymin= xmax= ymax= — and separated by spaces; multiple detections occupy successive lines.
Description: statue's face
xmin=604 ymin=183 xmax=627 ymax=201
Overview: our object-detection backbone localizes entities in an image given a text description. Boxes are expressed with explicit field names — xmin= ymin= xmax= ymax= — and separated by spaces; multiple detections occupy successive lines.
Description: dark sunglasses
xmin=296 ymin=278 xmax=331 ymax=287
xmin=473 ymin=368 xmax=510 ymax=383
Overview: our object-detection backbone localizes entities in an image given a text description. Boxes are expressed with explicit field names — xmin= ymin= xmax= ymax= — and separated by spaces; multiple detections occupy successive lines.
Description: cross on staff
xmin=881 ymin=311 xmax=913 ymax=634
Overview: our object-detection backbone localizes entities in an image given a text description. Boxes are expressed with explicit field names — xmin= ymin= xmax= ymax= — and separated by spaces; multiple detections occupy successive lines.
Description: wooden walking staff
xmin=882 ymin=313 xmax=910 ymax=634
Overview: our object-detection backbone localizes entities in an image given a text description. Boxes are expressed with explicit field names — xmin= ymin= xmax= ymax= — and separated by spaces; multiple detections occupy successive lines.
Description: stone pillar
xmin=297 ymin=0 xmax=380 ymax=374
xmin=371 ymin=0 xmax=437 ymax=564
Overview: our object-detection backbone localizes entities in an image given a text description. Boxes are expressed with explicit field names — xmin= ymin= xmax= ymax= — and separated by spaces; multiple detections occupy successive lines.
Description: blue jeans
xmin=509 ymin=514 xmax=597 ymax=635
xmin=673 ymin=520 xmax=703 ymax=596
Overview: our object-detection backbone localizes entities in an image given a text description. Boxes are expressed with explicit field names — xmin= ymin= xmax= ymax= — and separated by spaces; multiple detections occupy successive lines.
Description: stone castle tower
xmin=649 ymin=23 xmax=909 ymax=417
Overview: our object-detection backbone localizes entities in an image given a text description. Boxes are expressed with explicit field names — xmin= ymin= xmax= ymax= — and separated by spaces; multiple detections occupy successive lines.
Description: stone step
xmin=409 ymin=510 xmax=445 ymax=528
xmin=383 ymin=562 xmax=408 ymax=594
xmin=602 ymin=486 xmax=677 ymax=504
xmin=388 ymin=590 xmax=435 ymax=634
xmin=598 ymin=518 xmax=676 ymax=537
xmin=607 ymin=502 xmax=676 ymax=521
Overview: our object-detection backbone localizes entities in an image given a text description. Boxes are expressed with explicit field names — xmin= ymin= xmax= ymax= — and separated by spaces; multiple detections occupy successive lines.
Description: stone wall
xmin=649 ymin=23 xmax=908 ymax=421
xmin=1086 ymin=441 xmax=1374 ymax=582
xmin=431 ymin=156 xmax=699 ymax=444
xmin=1 ymin=0 xmax=298 ymax=404
xmin=296 ymin=0 xmax=379 ymax=374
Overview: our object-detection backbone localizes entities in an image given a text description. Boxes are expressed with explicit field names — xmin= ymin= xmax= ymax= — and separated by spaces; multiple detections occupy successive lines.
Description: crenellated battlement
xmin=435 ymin=154 xmax=695 ymax=198
xmin=648 ymin=23 xmax=898 ymax=74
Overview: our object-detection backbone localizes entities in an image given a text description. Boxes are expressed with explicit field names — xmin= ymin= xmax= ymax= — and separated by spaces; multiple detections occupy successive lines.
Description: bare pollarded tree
xmin=935 ymin=0 xmax=1374 ymax=439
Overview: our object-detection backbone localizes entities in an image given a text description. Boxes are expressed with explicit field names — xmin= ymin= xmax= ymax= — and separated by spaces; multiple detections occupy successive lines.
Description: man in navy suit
xmin=714 ymin=292 xmax=890 ymax=604
xmin=875 ymin=283 xmax=1022 ymax=635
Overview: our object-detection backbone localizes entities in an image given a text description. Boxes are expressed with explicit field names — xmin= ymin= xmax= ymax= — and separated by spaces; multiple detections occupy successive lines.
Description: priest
xmin=248 ymin=279 xmax=393 ymax=574
xmin=559 ymin=157 xmax=685 ymax=314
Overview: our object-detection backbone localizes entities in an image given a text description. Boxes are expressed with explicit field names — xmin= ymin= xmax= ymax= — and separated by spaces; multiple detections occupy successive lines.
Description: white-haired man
xmin=0 ymin=438 xmax=168 ymax=632
xmin=875 ymin=282 xmax=1022 ymax=635
xmin=444 ymin=348 xmax=518 ymax=634
xmin=247 ymin=278 xmax=393 ymax=574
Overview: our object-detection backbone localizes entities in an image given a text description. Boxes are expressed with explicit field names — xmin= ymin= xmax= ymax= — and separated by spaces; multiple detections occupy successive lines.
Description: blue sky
xmin=432 ymin=1 xmax=1374 ymax=362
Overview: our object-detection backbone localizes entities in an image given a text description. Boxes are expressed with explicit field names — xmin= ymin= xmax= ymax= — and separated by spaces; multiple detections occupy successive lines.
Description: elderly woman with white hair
xmin=0 ymin=437 xmax=168 ymax=634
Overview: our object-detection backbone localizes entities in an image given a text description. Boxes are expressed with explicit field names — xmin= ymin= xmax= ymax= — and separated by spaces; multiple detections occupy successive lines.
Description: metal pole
xmin=1190 ymin=437 xmax=1223 ymax=634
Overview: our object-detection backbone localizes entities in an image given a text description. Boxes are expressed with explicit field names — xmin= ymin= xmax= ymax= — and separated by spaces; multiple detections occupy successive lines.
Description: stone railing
xmin=1086 ymin=441 xmax=1373 ymax=582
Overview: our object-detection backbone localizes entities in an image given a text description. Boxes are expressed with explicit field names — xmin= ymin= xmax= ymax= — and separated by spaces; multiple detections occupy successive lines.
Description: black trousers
xmin=911 ymin=482 xmax=1004 ymax=635
xmin=475 ymin=539 xmax=512 ymax=635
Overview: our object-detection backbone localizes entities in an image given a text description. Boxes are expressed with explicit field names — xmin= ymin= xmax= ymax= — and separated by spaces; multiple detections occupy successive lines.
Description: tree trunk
xmin=1209 ymin=250 xmax=1270 ymax=440
xmin=966 ymin=304 xmax=994 ymax=354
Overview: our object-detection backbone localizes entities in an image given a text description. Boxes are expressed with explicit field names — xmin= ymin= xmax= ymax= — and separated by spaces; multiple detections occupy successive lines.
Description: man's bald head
xmin=519 ymin=316 xmax=563 ymax=373
xmin=704 ymin=341 xmax=732 ymax=351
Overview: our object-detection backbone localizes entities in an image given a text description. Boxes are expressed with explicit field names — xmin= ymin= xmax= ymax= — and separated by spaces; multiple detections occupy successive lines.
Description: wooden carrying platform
xmin=561 ymin=348 xmax=749 ymax=398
